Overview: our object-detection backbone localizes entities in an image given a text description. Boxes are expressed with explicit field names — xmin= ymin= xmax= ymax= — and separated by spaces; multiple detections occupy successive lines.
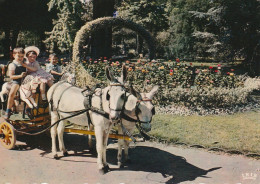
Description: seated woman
xmin=22 ymin=46 xmax=54 ymax=102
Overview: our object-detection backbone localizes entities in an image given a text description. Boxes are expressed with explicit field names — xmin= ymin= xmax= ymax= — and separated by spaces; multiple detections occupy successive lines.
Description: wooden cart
xmin=0 ymin=92 xmax=131 ymax=150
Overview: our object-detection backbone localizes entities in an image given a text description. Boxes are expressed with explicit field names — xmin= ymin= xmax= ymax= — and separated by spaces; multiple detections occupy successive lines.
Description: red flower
xmin=231 ymin=69 xmax=235 ymax=72
xmin=217 ymin=64 xmax=221 ymax=67
xmin=176 ymin=58 xmax=180 ymax=62
xmin=209 ymin=66 xmax=213 ymax=69
xmin=89 ymin=58 xmax=92 ymax=61
xmin=215 ymin=70 xmax=218 ymax=73
xmin=227 ymin=72 xmax=230 ymax=75
xmin=190 ymin=63 xmax=192 ymax=66
xmin=170 ymin=69 xmax=173 ymax=73
xmin=104 ymin=57 xmax=107 ymax=60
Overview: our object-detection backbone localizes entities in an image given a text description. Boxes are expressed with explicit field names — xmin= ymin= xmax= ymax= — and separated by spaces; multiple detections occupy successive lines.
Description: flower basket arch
xmin=72 ymin=17 xmax=156 ymax=64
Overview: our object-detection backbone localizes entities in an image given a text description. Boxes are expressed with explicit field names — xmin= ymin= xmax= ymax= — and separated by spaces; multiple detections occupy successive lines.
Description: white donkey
xmin=47 ymin=65 xmax=127 ymax=174
xmin=117 ymin=85 xmax=159 ymax=168
xmin=0 ymin=76 xmax=41 ymax=109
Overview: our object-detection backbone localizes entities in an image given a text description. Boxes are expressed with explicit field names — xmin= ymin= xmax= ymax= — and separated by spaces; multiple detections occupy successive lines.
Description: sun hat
xmin=24 ymin=46 xmax=40 ymax=56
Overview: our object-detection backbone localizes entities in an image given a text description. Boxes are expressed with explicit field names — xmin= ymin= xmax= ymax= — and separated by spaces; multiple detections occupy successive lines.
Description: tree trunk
xmin=11 ymin=29 xmax=19 ymax=50
xmin=92 ymin=0 xmax=115 ymax=59
xmin=250 ymin=43 xmax=260 ymax=76
xmin=3 ymin=29 xmax=11 ymax=60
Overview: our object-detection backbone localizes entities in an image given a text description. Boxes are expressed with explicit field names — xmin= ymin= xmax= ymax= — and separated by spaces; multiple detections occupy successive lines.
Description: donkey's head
xmin=126 ymin=85 xmax=159 ymax=131
xmin=104 ymin=64 xmax=127 ymax=120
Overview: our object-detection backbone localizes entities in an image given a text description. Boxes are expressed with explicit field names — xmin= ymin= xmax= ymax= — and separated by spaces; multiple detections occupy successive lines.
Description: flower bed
xmin=72 ymin=58 xmax=260 ymax=114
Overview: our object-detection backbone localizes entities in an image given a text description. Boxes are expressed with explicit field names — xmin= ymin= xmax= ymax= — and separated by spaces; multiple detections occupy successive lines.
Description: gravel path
xmin=0 ymin=133 xmax=259 ymax=184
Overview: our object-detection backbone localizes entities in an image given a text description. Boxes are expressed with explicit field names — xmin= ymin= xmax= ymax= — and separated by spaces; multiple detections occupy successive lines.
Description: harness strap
xmin=120 ymin=112 xmax=137 ymax=122
xmin=120 ymin=120 xmax=136 ymax=143
xmin=56 ymin=85 xmax=75 ymax=116
xmin=136 ymin=122 xmax=151 ymax=141
xmin=49 ymin=81 xmax=66 ymax=111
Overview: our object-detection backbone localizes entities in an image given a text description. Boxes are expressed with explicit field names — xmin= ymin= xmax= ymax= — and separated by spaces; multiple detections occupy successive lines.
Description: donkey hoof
xmin=63 ymin=151 xmax=69 ymax=157
xmin=103 ymin=165 xmax=110 ymax=172
xmin=53 ymin=154 xmax=59 ymax=160
xmin=118 ymin=162 xmax=124 ymax=169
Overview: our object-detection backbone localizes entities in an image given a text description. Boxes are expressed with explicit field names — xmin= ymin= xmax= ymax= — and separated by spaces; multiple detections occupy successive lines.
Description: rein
xmin=49 ymin=82 xmax=128 ymax=123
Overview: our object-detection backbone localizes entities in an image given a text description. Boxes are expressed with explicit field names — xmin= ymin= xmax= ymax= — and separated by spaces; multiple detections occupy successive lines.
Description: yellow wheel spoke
xmin=0 ymin=122 xmax=16 ymax=149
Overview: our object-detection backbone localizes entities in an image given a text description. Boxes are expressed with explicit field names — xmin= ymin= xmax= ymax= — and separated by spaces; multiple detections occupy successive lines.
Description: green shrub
xmin=69 ymin=58 xmax=260 ymax=110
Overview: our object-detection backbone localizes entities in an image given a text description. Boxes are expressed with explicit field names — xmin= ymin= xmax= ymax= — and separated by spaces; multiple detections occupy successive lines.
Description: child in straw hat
xmin=22 ymin=46 xmax=54 ymax=101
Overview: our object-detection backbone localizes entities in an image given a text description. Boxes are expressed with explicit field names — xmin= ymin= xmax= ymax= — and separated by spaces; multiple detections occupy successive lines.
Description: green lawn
xmin=150 ymin=110 xmax=260 ymax=154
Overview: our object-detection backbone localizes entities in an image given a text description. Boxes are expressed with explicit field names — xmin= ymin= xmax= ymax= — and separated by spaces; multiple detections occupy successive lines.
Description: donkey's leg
xmin=57 ymin=120 xmax=68 ymax=156
xmin=122 ymin=122 xmax=135 ymax=164
xmin=102 ymin=124 xmax=113 ymax=172
xmin=88 ymin=124 xmax=94 ymax=150
xmin=124 ymin=140 xmax=131 ymax=163
xmin=50 ymin=111 xmax=59 ymax=159
xmin=94 ymin=125 xmax=106 ymax=174
xmin=117 ymin=125 xmax=124 ymax=168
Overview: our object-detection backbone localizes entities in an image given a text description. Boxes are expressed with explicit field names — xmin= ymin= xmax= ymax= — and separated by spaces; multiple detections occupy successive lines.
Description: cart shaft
xmin=64 ymin=128 xmax=132 ymax=141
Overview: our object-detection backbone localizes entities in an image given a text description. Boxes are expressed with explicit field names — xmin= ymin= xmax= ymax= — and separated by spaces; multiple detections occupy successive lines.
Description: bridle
xmin=121 ymin=94 xmax=155 ymax=124
xmin=107 ymin=82 xmax=128 ymax=113
xmin=135 ymin=96 xmax=154 ymax=124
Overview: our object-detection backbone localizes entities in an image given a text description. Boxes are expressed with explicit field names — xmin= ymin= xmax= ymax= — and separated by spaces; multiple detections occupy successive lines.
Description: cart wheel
xmin=0 ymin=122 xmax=16 ymax=149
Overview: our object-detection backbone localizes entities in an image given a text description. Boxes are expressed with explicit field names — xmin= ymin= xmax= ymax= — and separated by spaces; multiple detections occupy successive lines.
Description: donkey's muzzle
xmin=141 ymin=123 xmax=151 ymax=132
xmin=109 ymin=110 xmax=121 ymax=121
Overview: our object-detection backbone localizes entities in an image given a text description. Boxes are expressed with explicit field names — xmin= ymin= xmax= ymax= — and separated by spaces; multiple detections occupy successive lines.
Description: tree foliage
xmin=44 ymin=0 xmax=91 ymax=53
xmin=0 ymin=0 xmax=53 ymax=58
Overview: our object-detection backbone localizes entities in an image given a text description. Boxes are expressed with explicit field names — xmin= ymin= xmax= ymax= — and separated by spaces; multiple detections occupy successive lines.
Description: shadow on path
xmin=15 ymin=133 xmax=97 ymax=159
xmin=106 ymin=146 xmax=221 ymax=184
xmin=15 ymin=133 xmax=221 ymax=183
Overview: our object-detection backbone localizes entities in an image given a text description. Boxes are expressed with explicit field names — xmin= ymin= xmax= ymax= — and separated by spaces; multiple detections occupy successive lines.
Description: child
xmin=46 ymin=53 xmax=63 ymax=83
xmin=22 ymin=46 xmax=54 ymax=101
xmin=4 ymin=47 xmax=27 ymax=119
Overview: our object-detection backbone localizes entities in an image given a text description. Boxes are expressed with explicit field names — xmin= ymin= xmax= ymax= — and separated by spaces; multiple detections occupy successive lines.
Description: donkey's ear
xmin=130 ymin=85 xmax=142 ymax=100
xmin=121 ymin=64 xmax=127 ymax=82
xmin=147 ymin=85 xmax=159 ymax=99
xmin=106 ymin=66 xmax=115 ymax=82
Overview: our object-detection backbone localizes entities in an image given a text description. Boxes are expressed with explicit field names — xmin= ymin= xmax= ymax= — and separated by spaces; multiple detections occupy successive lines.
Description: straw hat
xmin=24 ymin=46 xmax=40 ymax=56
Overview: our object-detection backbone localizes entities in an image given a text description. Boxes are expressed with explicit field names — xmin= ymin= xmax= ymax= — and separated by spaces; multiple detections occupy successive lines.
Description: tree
xmin=220 ymin=0 xmax=260 ymax=75
xmin=45 ymin=0 xmax=88 ymax=53
xmin=118 ymin=0 xmax=168 ymax=56
xmin=91 ymin=0 xmax=115 ymax=59
xmin=0 ymin=0 xmax=53 ymax=59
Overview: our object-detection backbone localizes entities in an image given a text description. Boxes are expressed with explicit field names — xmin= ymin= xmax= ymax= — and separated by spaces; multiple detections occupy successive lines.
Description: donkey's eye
xmin=152 ymin=107 xmax=155 ymax=115
xmin=121 ymin=94 xmax=125 ymax=99
xmin=106 ymin=93 xmax=110 ymax=100
xmin=136 ymin=107 xmax=141 ymax=114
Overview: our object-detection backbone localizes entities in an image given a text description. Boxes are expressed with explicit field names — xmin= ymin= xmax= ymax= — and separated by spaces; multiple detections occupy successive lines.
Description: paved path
xmin=0 ymin=133 xmax=259 ymax=184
